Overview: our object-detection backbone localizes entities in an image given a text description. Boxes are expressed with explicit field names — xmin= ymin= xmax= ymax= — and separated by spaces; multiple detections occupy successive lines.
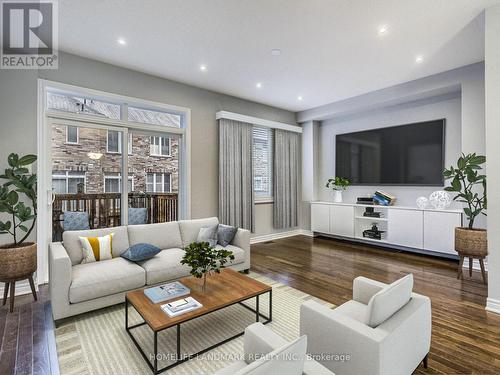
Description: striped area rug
xmin=55 ymin=273 xmax=333 ymax=375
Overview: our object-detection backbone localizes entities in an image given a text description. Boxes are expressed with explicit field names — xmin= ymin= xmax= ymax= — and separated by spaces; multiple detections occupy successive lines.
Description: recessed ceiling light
xmin=199 ymin=64 xmax=208 ymax=71
xmin=297 ymin=96 xmax=303 ymax=101
xmin=117 ymin=38 xmax=127 ymax=46
xmin=256 ymin=82 xmax=263 ymax=88
xmin=415 ymin=55 xmax=424 ymax=64
xmin=271 ymin=49 xmax=282 ymax=56
xmin=378 ymin=25 xmax=389 ymax=35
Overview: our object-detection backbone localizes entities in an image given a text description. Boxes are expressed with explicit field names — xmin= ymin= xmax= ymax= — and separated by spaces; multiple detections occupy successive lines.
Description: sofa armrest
xmin=49 ymin=242 xmax=72 ymax=319
xmin=243 ymin=322 xmax=288 ymax=364
xmin=352 ymin=276 xmax=386 ymax=305
xmin=300 ymin=300 xmax=385 ymax=374
xmin=231 ymin=228 xmax=250 ymax=269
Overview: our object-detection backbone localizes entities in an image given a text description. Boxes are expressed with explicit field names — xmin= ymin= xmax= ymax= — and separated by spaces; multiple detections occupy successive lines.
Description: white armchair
xmin=300 ymin=275 xmax=431 ymax=375
xmin=214 ymin=322 xmax=335 ymax=375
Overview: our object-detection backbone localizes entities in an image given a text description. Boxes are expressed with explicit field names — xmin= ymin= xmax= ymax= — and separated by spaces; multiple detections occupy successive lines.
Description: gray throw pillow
xmin=218 ymin=224 xmax=238 ymax=247
xmin=197 ymin=224 xmax=218 ymax=247
xmin=121 ymin=243 xmax=161 ymax=262
xmin=62 ymin=211 xmax=90 ymax=231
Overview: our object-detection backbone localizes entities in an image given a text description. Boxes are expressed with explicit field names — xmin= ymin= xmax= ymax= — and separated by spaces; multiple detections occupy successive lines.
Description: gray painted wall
xmin=0 ymin=52 xmax=300 ymax=244
xmin=485 ymin=4 xmax=500 ymax=306
xmin=318 ymin=96 xmax=462 ymax=207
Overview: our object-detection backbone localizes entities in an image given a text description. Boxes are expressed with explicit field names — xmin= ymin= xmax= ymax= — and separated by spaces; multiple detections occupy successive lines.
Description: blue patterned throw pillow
xmin=128 ymin=207 xmax=147 ymax=225
xmin=121 ymin=243 xmax=161 ymax=262
xmin=217 ymin=224 xmax=238 ymax=247
xmin=62 ymin=211 xmax=90 ymax=231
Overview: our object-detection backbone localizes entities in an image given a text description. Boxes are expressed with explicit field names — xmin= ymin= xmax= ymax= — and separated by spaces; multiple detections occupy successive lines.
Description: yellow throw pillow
xmin=79 ymin=233 xmax=114 ymax=264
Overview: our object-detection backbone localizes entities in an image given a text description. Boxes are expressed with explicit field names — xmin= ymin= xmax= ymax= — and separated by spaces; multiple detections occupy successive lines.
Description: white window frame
xmin=150 ymin=136 xmax=171 ymax=157
xmin=52 ymin=171 xmax=86 ymax=194
xmin=252 ymin=126 xmax=274 ymax=203
xmin=38 ymin=79 xmax=191 ymax=285
xmin=107 ymin=130 xmax=133 ymax=154
xmin=65 ymin=125 xmax=79 ymax=144
xmin=146 ymin=172 xmax=172 ymax=193
xmin=104 ymin=173 xmax=134 ymax=193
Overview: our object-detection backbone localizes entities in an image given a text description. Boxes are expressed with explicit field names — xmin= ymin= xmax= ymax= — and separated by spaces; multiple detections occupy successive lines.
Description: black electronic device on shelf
xmin=363 ymin=207 xmax=381 ymax=218
xmin=363 ymin=224 xmax=386 ymax=240
xmin=357 ymin=197 xmax=374 ymax=205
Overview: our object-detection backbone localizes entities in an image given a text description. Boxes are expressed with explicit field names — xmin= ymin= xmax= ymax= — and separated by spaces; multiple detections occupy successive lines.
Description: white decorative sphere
xmin=429 ymin=190 xmax=451 ymax=210
xmin=416 ymin=197 xmax=428 ymax=209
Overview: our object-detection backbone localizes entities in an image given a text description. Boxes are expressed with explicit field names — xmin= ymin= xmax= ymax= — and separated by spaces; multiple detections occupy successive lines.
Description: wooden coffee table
xmin=125 ymin=269 xmax=272 ymax=374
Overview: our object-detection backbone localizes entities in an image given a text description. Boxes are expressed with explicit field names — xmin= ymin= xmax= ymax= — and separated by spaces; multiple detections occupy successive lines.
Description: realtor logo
xmin=1 ymin=0 xmax=58 ymax=69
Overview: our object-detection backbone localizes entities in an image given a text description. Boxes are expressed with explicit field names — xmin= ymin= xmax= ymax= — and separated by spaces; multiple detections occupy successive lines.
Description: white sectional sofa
xmin=49 ymin=217 xmax=250 ymax=320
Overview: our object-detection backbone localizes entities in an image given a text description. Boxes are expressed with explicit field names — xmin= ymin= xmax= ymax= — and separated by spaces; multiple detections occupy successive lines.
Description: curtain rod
xmin=216 ymin=111 xmax=302 ymax=133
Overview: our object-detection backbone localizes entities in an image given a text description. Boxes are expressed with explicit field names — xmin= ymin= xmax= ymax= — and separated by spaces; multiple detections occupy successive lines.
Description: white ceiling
xmin=58 ymin=0 xmax=499 ymax=112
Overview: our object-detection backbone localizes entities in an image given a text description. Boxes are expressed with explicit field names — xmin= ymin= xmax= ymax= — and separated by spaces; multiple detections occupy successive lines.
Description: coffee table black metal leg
xmin=125 ymin=298 xmax=128 ymax=328
xmin=256 ymin=295 xmax=260 ymax=322
xmin=269 ymin=289 xmax=272 ymax=322
xmin=176 ymin=324 xmax=181 ymax=361
xmin=154 ymin=331 xmax=158 ymax=374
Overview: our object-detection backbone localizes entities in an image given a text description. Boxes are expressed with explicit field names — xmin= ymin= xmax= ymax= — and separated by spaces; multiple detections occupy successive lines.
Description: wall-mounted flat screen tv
xmin=335 ymin=119 xmax=445 ymax=186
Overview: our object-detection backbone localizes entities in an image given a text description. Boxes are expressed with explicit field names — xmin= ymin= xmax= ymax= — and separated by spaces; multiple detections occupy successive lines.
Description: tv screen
xmin=335 ymin=119 xmax=445 ymax=186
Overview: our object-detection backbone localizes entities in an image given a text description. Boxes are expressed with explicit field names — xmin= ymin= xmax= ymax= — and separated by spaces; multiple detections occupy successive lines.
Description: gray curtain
xmin=274 ymin=129 xmax=300 ymax=229
xmin=219 ymin=119 xmax=255 ymax=231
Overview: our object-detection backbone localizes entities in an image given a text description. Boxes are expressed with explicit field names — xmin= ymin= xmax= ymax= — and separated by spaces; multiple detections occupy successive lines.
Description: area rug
xmin=54 ymin=272 xmax=334 ymax=375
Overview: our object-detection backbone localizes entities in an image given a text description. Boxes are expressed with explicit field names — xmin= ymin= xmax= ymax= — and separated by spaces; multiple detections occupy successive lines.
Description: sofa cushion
xmin=215 ymin=244 xmax=245 ymax=266
xmin=79 ymin=233 xmax=114 ymax=264
xmin=138 ymin=248 xmax=191 ymax=285
xmin=63 ymin=226 xmax=130 ymax=266
xmin=217 ymin=224 xmax=238 ymax=247
xmin=69 ymin=257 xmax=145 ymax=303
xmin=334 ymin=300 xmax=367 ymax=324
xmin=197 ymin=224 xmax=218 ymax=247
xmin=178 ymin=217 xmax=219 ymax=248
xmin=237 ymin=335 xmax=307 ymax=375
xmin=121 ymin=243 xmax=161 ymax=262
xmin=365 ymin=273 xmax=413 ymax=328
xmin=127 ymin=221 xmax=183 ymax=250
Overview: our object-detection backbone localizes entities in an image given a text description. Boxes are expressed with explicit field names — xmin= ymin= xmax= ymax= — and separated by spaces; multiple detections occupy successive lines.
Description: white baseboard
xmin=251 ymin=229 xmax=313 ymax=244
xmin=0 ymin=279 xmax=39 ymax=297
xmin=486 ymin=298 xmax=500 ymax=314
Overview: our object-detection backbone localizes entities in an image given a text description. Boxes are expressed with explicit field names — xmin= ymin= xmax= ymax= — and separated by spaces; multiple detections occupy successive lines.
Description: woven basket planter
xmin=0 ymin=242 xmax=37 ymax=280
xmin=455 ymin=227 xmax=487 ymax=257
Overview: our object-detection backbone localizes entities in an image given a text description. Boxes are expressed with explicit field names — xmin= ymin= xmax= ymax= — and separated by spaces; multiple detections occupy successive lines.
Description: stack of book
xmin=144 ymin=281 xmax=190 ymax=304
xmin=373 ymin=191 xmax=396 ymax=206
xmin=161 ymin=297 xmax=203 ymax=317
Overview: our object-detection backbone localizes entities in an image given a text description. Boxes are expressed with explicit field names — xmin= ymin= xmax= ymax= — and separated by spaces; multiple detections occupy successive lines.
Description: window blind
xmin=252 ymin=126 xmax=273 ymax=199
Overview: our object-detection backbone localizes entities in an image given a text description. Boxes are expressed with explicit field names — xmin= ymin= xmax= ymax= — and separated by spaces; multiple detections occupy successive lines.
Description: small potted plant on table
xmin=181 ymin=242 xmax=235 ymax=292
xmin=326 ymin=177 xmax=350 ymax=203
xmin=0 ymin=153 xmax=38 ymax=311
xmin=443 ymin=153 xmax=487 ymax=283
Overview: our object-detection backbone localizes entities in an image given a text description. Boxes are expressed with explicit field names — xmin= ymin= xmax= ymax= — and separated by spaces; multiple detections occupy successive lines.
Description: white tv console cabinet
xmin=311 ymin=201 xmax=463 ymax=259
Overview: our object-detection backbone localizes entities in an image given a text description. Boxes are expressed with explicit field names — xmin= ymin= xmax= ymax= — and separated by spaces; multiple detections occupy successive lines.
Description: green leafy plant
xmin=326 ymin=176 xmax=350 ymax=191
xmin=181 ymin=241 xmax=235 ymax=290
xmin=443 ymin=153 xmax=486 ymax=229
xmin=0 ymin=153 xmax=37 ymax=246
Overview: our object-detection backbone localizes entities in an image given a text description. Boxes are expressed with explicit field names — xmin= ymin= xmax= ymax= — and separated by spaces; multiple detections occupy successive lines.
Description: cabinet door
xmin=311 ymin=204 xmax=330 ymax=233
xmin=330 ymin=205 xmax=354 ymax=237
xmin=388 ymin=209 xmax=423 ymax=248
xmin=424 ymin=211 xmax=462 ymax=254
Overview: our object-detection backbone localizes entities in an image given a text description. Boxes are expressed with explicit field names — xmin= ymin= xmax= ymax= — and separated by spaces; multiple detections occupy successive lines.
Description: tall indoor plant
xmin=443 ymin=153 xmax=487 ymax=280
xmin=326 ymin=176 xmax=350 ymax=203
xmin=0 ymin=153 xmax=38 ymax=309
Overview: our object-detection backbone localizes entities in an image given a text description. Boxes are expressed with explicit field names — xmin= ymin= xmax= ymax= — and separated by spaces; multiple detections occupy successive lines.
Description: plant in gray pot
xmin=180 ymin=241 xmax=235 ymax=292
xmin=0 ymin=153 xmax=38 ymax=311
xmin=443 ymin=153 xmax=487 ymax=283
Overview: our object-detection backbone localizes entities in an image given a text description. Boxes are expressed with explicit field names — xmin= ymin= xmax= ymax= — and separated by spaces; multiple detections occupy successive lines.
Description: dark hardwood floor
xmin=252 ymin=235 xmax=500 ymax=375
xmin=2 ymin=235 xmax=499 ymax=374
xmin=0 ymin=285 xmax=59 ymax=375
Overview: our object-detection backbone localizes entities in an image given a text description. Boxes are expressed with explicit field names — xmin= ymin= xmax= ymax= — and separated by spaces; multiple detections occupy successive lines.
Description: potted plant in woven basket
xmin=443 ymin=153 xmax=487 ymax=282
xmin=0 ymin=153 xmax=38 ymax=311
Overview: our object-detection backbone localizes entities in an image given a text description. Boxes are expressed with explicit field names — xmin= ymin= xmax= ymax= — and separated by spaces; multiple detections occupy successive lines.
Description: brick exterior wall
xmin=51 ymin=125 xmax=178 ymax=193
